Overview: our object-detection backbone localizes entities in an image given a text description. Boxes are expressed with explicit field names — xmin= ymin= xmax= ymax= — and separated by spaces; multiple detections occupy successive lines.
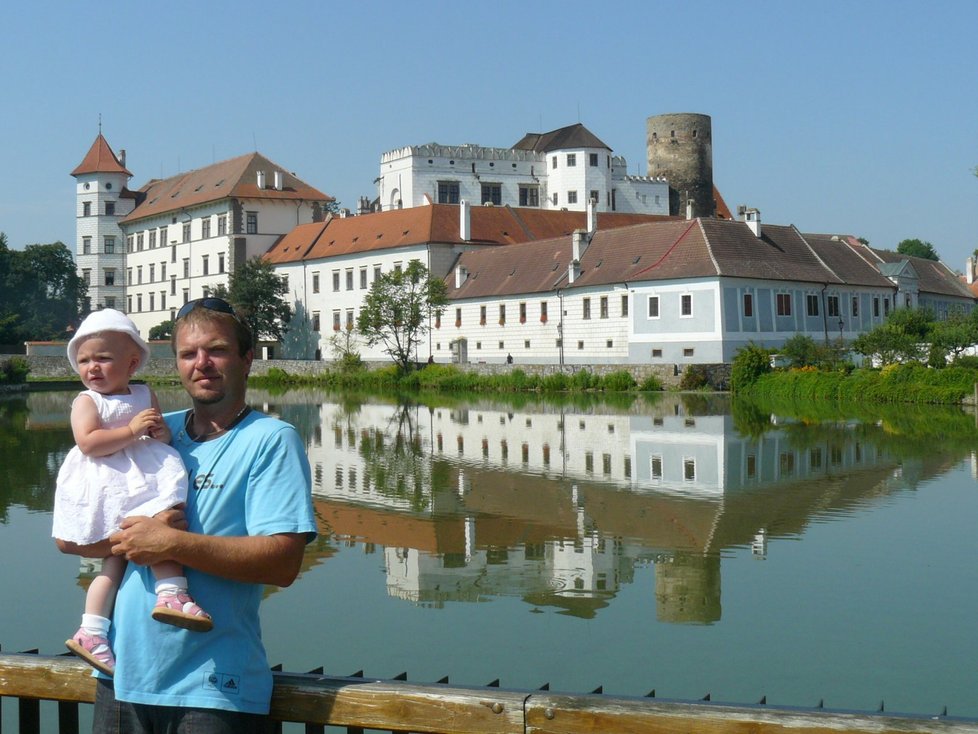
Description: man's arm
xmin=110 ymin=515 xmax=306 ymax=588
xmin=56 ymin=506 xmax=188 ymax=560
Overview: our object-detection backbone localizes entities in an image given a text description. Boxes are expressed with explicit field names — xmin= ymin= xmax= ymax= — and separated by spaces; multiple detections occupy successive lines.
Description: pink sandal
xmin=65 ymin=628 xmax=115 ymax=676
xmin=151 ymin=590 xmax=213 ymax=632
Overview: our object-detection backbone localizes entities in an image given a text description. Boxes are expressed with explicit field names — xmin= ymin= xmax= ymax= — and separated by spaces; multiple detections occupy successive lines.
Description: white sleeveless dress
xmin=52 ymin=385 xmax=188 ymax=545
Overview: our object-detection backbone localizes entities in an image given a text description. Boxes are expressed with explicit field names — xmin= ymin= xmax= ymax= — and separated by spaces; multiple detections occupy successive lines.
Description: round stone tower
xmin=646 ymin=113 xmax=714 ymax=218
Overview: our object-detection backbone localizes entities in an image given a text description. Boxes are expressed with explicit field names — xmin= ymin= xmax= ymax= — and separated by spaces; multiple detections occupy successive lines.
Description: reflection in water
xmin=5 ymin=388 xmax=978 ymax=714
xmin=5 ymin=389 xmax=975 ymax=626
xmin=248 ymin=391 xmax=972 ymax=625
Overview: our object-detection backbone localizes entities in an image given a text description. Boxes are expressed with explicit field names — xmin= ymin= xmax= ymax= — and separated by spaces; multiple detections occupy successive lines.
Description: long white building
xmin=375 ymin=123 xmax=670 ymax=216
xmin=71 ymin=134 xmax=332 ymax=336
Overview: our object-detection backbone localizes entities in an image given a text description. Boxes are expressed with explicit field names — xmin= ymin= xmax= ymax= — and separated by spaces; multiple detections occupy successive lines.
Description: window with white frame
xmin=806 ymin=294 xmax=820 ymax=317
xmin=201 ymin=218 xmax=211 ymax=239
xmin=246 ymin=212 xmax=258 ymax=234
xmin=332 ymin=270 xmax=340 ymax=292
xmin=777 ymin=293 xmax=792 ymax=316
xmin=566 ymin=154 xmax=576 ymax=167
xmin=600 ymin=296 xmax=608 ymax=318
xmin=827 ymin=295 xmax=840 ymax=317
xmin=567 ymin=191 xmax=578 ymax=204
xmin=648 ymin=296 xmax=660 ymax=318
xmin=313 ymin=273 xmax=320 ymax=293
xmin=743 ymin=293 xmax=753 ymax=317
xmin=583 ymin=298 xmax=591 ymax=320
xmin=681 ymin=294 xmax=692 ymax=317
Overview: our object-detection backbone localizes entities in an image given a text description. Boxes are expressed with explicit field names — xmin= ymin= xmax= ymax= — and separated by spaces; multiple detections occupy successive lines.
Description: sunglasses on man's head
xmin=176 ymin=298 xmax=237 ymax=321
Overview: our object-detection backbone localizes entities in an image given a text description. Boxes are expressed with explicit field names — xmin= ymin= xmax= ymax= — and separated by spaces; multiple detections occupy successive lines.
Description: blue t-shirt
xmin=108 ymin=409 xmax=317 ymax=714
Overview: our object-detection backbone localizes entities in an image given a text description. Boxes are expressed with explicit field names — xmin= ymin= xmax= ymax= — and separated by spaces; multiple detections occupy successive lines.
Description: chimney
xmin=572 ymin=229 xmax=589 ymax=262
xmin=568 ymin=260 xmax=581 ymax=284
xmin=273 ymin=171 xmax=283 ymax=190
xmin=744 ymin=208 xmax=762 ymax=238
xmin=460 ymin=199 xmax=471 ymax=241
xmin=968 ymin=255 xmax=975 ymax=285
xmin=685 ymin=196 xmax=694 ymax=220
xmin=118 ymin=149 xmax=126 ymax=167
xmin=455 ymin=265 xmax=468 ymax=288
xmin=586 ymin=197 xmax=597 ymax=233
xmin=256 ymin=170 xmax=266 ymax=190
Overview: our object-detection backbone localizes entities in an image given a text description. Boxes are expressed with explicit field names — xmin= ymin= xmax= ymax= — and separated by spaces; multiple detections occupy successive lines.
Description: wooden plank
xmin=525 ymin=694 xmax=978 ymax=734
xmin=268 ymin=673 xmax=525 ymax=733
xmin=0 ymin=655 xmax=96 ymax=704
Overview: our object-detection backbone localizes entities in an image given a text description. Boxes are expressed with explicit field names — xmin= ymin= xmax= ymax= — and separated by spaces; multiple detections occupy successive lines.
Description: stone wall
xmin=19 ymin=355 xmax=730 ymax=390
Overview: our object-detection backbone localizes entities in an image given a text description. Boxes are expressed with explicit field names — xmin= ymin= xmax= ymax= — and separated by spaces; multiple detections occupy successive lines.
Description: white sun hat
xmin=67 ymin=309 xmax=152 ymax=374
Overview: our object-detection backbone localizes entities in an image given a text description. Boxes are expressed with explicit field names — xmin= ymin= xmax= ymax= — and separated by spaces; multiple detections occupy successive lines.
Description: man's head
xmin=172 ymin=298 xmax=254 ymax=407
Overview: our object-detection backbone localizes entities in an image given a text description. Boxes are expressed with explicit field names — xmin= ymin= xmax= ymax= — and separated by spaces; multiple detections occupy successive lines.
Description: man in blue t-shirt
xmin=59 ymin=298 xmax=317 ymax=733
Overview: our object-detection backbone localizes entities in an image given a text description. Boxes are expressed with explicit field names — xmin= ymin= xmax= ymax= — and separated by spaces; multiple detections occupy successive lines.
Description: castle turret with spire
xmin=70 ymin=133 xmax=133 ymax=312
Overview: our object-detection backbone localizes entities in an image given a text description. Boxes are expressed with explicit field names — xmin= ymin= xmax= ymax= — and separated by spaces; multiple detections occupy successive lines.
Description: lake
xmin=2 ymin=387 xmax=977 ymax=728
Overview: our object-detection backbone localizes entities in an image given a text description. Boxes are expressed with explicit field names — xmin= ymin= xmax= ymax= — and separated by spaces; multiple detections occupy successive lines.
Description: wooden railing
xmin=2 ymin=651 xmax=978 ymax=734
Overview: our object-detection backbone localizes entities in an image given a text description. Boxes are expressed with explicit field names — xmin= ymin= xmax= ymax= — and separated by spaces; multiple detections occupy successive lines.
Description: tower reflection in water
xmin=239 ymin=393 xmax=957 ymax=625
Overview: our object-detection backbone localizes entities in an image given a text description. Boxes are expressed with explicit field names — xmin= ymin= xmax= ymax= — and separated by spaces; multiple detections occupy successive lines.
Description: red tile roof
xmin=71 ymin=134 xmax=132 ymax=177
xmin=120 ymin=152 xmax=332 ymax=225
xmin=263 ymin=204 xmax=675 ymax=265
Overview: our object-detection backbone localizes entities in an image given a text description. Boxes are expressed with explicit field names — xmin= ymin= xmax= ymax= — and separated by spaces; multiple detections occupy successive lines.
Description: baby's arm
xmin=71 ymin=395 xmax=161 ymax=457
xmin=148 ymin=389 xmax=172 ymax=444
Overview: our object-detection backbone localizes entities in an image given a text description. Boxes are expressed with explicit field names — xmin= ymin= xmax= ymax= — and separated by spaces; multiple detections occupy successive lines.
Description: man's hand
xmin=110 ymin=515 xmax=178 ymax=566
xmin=154 ymin=503 xmax=188 ymax=531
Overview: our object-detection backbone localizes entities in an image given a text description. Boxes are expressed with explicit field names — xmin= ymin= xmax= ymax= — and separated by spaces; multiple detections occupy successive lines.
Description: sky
xmin=2 ymin=0 xmax=977 ymax=269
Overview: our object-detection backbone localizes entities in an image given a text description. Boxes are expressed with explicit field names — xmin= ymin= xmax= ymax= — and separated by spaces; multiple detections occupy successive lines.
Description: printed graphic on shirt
xmin=191 ymin=472 xmax=226 ymax=492
xmin=203 ymin=671 xmax=241 ymax=695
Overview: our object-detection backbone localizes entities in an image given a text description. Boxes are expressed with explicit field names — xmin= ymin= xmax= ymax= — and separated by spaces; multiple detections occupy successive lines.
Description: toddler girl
xmin=52 ymin=309 xmax=212 ymax=676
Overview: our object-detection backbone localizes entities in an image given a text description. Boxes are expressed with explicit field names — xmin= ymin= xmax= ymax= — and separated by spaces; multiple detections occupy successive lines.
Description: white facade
xmin=74 ymin=169 xmax=132 ymax=312
xmin=377 ymin=143 xmax=669 ymax=216
xmin=123 ymin=195 xmax=324 ymax=336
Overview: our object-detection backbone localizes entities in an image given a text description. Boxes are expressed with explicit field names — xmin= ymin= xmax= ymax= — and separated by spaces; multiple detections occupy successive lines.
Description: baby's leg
xmin=65 ymin=555 xmax=124 ymax=676
xmin=149 ymin=561 xmax=213 ymax=633
xmin=85 ymin=555 xmax=127 ymax=618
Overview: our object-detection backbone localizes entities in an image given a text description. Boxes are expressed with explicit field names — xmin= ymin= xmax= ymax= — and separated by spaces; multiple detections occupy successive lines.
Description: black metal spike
xmin=487 ymin=678 xmax=500 ymax=688
xmin=701 ymin=693 xmax=711 ymax=702
xmin=941 ymin=706 xmax=948 ymax=717
xmin=591 ymin=686 xmax=603 ymax=695
xmin=306 ymin=666 xmax=324 ymax=675
xmin=270 ymin=663 xmax=283 ymax=672
xmin=393 ymin=671 xmax=407 ymax=681
xmin=878 ymin=700 xmax=885 ymax=713
xmin=817 ymin=699 xmax=824 ymax=709
xmin=538 ymin=682 xmax=550 ymax=691
xmin=758 ymin=696 xmax=767 ymax=705
xmin=437 ymin=676 xmax=449 ymax=684
xmin=349 ymin=669 xmax=364 ymax=678
xmin=645 ymin=689 xmax=656 ymax=698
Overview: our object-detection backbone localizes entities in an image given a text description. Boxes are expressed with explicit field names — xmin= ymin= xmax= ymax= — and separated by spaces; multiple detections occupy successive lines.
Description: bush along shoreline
xmin=248 ymin=364 xmax=666 ymax=394
xmin=731 ymin=340 xmax=978 ymax=405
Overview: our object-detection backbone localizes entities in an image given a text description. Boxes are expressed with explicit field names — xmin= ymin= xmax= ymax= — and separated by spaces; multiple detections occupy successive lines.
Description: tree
xmin=356 ymin=260 xmax=447 ymax=372
xmin=216 ymin=256 xmax=292 ymax=342
xmin=149 ymin=320 xmax=174 ymax=341
xmin=0 ymin=235 xmax=86 ymax=343
xmin=851 ymin=307 xmax=935 ymax=366
xmin=896 ymin=238 xmax=940 ymax=261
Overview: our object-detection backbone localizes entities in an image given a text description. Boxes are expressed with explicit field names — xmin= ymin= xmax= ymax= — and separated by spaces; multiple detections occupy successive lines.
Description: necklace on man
xmin=185 ymin=405 xmax=250 ymax=441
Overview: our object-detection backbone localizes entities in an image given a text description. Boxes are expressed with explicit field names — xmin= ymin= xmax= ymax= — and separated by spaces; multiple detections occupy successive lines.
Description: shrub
xmin=731 ymin=343 xmax=772 ymax=392
xmin=601 ymin=370 xmax=637 ymax=392
xmin=679 ymin=365 xmax=709 ymax=390
xmin=0 ymin=357 xmax=29 ymax=385
xmin=638 ymin=373 xmax=663 ymax=391
xmin=952 ymin=355 xmax=978 ymax=370
xmin=540 ymin=372 xmax=571 ymax=392
xmin=570 ymin=369 xmax=599 ymax=391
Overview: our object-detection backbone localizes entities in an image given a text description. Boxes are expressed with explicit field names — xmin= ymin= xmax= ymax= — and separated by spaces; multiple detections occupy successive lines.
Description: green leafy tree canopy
xmin=213 ymin=256 xmax=292 ymax=342
xmin=896 ymin=238 xmax=940 ymax=261
xmin=356 ymin=260 xmax=448 ymax=372
xmin=0 ymin=234 xmax=86 ymax=343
